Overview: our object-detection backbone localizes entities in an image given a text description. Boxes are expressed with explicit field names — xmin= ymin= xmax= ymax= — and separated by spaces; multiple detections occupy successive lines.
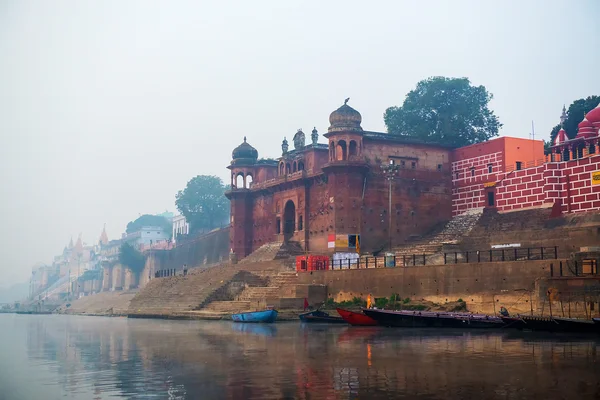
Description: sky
xmin=0 ymin=0 xmax=598 ymax=286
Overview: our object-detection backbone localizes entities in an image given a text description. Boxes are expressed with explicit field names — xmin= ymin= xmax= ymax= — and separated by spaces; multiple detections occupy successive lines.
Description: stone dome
xmin=232 ymin=137 xmax=258 ymax=163
xmin=328 ymin=99 xmax=363 ymax=133
xmin=585 ymin=102 xmax=600 ymax=124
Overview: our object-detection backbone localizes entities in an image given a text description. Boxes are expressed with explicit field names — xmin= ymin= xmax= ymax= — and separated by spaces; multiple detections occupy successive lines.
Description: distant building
xmin=124 ymin=226 xmax=170 ymax=248
xmin=172 ymin=215 xmax=189 ymax=243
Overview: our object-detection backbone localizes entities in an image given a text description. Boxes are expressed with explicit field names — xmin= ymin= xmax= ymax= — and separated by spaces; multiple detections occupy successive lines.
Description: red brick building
xmin=226 ymin=101 xmax=600 ymax=258
xmin=452 ymin=103 xmax=600 ymax=216
xmin=226 ymin=100 xmax=453 ymax=257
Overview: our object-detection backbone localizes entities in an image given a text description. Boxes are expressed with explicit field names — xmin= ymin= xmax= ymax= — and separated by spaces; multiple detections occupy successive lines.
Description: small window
xmin=487 ymin=164 xmax=493 ymax=174
xmin=516 ymin=161 xmax=522 ymax=171
xmin=276 ymin=218 xmax=281 ymax=234
xmin=400 ymin=160 xmax=406 ymax=168
xmin=455 ymin=172 xmax=459 ymax=180
xmin=389 ymin=159 xmax=395 ymax=165
xmin=470 ymin=167 xmax=475 ymax=177
xmin=298 ymin=215 xmax=303 ymax=231
xmin=411 ymin=161 xmax=416 ymax=169
xmin=437 ymin=164 xmax=442 ymax=171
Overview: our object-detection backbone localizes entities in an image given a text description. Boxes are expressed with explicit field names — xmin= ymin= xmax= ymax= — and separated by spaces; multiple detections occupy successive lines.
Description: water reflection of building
xmin=21 ymin=317 xmax=600 ymax=399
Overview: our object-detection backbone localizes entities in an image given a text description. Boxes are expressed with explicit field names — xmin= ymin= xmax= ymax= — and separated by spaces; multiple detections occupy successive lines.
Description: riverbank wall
xmin=298 ymin=259 xmax=565 ymax=315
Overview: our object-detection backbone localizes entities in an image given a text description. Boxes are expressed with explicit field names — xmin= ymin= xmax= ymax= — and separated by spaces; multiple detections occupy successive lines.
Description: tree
xmin=549 ymin=96 xmax=599 ymax=144
xmin=175 ymin=175 xmax=230 ymax=232
xmin=126 ymin=214 xmax=172 ymax=235
xmin=118 ymin=243 xmax=146 ymax=274
xmin=384 ymin=77 xmax=502 ymax=148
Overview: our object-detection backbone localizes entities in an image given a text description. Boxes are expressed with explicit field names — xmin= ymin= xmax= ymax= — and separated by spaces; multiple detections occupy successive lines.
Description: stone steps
xmin=202 ymin=301 xmax=252 ymax=313
xmin=239 ymin=242 xmax=283 ymax=264
xmin=128 ymin=261 xmax=286 ymax=315
xmin=237 ymin=287 xmax=280 ymax=301
xmin=392 ymin=208 xmax=484 ymax=257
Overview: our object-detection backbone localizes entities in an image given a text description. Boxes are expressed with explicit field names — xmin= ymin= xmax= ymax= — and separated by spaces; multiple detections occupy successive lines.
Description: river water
xmin=0 ymin=314 xmax=599 ymax=400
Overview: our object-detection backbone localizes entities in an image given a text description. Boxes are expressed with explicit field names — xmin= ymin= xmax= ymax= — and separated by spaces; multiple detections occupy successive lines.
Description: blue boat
xmin=231 ymin=309 xmax=278 ymax=323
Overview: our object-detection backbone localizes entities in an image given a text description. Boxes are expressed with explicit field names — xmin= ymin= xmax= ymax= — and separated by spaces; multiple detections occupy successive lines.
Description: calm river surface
xmin=1 ymin=314 xmax=599 ymax=399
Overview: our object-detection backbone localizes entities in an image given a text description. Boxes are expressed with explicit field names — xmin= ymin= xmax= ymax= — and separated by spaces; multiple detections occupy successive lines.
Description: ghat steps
xmin=128 ymin=261 xmax=284 ymax=317
xmin=392 ymin=208 xmax=485 ymax=256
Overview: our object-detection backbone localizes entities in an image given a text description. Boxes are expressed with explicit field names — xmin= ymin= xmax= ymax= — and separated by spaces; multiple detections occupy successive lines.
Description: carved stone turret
xmin=293 ymin=129 xmax=305 ymax=150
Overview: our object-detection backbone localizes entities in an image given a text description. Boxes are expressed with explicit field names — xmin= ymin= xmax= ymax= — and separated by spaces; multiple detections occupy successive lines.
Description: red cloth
xmin=303 ymin=298 xmax=309 ymax=311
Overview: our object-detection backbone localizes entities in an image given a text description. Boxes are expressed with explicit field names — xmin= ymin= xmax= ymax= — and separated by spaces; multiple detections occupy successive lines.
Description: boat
xmin=363 ymin=308 xmax=505 ymax=329
xmin=299 ymin=309 xmax=346 ymax=324
xmin=231 ymin=309 xmax=278 ymax=323
xmin=336 ymin=308 xmax=378 ymax=326
xmin=500 ymin=315 xmax=600 ymax=333
xmin=15 ymin=311 xmax=53 ymax=315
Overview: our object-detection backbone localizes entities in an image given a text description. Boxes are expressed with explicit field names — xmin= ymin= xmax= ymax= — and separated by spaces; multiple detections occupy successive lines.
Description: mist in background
xmin=0 ymin=0 xmax=598 ymax=287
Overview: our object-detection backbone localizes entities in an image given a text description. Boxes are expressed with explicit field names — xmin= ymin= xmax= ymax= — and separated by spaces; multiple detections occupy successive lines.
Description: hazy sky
xmin=0 ymin=1 xmax=598 ymax=286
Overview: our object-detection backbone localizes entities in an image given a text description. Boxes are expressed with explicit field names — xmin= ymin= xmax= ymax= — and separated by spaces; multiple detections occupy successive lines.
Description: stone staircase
xmin=206 ymin=271 xmax=300 ymax=312
xmin=238 ymin=241 xmax=304 ymax=269
xmin=202 ymin=301 xmax=251 ymax=313
xmin=393 ymin=207 xmax=485 ymax=256
xmin=128 ymin=261 xmax=283 ymax=317
xmin=236 ymin=287 xmax=280 ymax=301
xmin=238 ymin=242 xmax=283 ymax=264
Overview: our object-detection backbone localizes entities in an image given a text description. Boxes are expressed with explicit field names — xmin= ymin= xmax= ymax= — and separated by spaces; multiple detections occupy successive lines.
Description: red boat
xmin=336 ymin=308 xmax=378 ymax=326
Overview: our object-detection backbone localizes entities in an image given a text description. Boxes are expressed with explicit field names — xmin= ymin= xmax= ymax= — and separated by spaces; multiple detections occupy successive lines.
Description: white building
xmin=172 ymin=215 xmax=189 ymax=243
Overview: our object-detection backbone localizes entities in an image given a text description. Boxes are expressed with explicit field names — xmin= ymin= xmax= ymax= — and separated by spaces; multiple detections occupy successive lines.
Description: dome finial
xmin=244 ymin=136 xmax=247 ymax=142
xmin=344 ymin=97 xmax=350 ymax=105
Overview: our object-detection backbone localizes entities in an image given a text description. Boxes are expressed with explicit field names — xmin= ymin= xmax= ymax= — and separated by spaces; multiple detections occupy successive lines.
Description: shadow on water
xmin=1 ymin=314 xmax=600 ymax=399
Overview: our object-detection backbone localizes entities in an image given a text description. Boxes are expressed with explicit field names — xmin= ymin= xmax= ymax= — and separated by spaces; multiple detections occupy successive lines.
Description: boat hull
xmin=363 ymin=309 xmax=504 ymax=329
xmin=299 ymin=310 xmax=345 ymax=323
xmin=501 ymin=316 xmax=600 ymax=333
xmin=232 ymin=309 xmax=278 ymax=323
xmin=336 ymin=308 xmax=378 ymax=326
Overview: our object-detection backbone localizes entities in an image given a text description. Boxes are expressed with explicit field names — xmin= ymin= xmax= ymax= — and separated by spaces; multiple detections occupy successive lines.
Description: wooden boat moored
xmin=299 ymin=310 xmax=346 ymax=324
xmin=232 ymin=309 xmax=278 ymax=323
xmin=363 ymin=308 xmax=505 ymax=329
xmin=336 ymin=308 xmax=378 ymax=326
xmin=501 ymin=315 xmax=600 ymax=333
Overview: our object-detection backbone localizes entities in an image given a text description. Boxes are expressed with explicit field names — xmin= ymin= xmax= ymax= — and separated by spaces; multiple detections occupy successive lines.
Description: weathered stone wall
xmin=145 ymin=227 xmax=230 ymax=274
xmin=298 ymin=259 xmax=562 ymax=315
xmin=463 ymin=208 xmax=600 ymax=257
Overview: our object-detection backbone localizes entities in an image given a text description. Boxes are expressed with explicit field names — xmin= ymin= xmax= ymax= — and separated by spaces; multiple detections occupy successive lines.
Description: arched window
xmin=236 ymin=173 xmax=244 ymax=188
xmin=286 ymin=163 xmax=291 ymax=174
xmin=336 ymin=140 xmax=347 ymax=161
xmin=298 ymin=161 xmax=305 ymax=171
xmin=245 ymin=174 xmax=253 ymax=188
xmin=563 ymin=147 xmax=570 ymax=161
xmin=279 ymin=163 xmax=284 ymax=176
xmin=293 ymin=161 xmax=297 ymax=172
xmin=349 ymin=140 xmax=357 ymax=158
xmin=329 ymin=141 xmax=335 ymax=161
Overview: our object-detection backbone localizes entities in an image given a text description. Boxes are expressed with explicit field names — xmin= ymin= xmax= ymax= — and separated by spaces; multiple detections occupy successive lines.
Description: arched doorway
xmin=283 ymin=200 xmax=296 ymax=242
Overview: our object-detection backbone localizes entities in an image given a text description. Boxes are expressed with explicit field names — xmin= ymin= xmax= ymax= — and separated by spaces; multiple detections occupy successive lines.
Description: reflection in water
xmin=0 ymin=314 xmax=600 ymax=399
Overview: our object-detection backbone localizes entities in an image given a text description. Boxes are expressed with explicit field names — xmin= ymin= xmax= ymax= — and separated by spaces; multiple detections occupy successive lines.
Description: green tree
xmin=118 ymin=243 xmax=147 ymax=274
xmin=384 ymin=76 xmax=502 ymax=148
xmin=549 ymin=96 xmax=599 ymax=144
xmin=175 ymin=175 xmax=230 ymax=232
xmin=126 ymin=214 xmax=172 ymax=235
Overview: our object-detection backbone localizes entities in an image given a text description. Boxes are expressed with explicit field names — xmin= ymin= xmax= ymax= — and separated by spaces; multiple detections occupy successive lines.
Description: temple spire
xmin=560 ymin=104 xmax=567 ymax=127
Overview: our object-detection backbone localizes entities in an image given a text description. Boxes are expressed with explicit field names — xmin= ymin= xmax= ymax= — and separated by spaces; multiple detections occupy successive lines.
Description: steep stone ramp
xmin=392 ymin=207 xmax=484 ymax=256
